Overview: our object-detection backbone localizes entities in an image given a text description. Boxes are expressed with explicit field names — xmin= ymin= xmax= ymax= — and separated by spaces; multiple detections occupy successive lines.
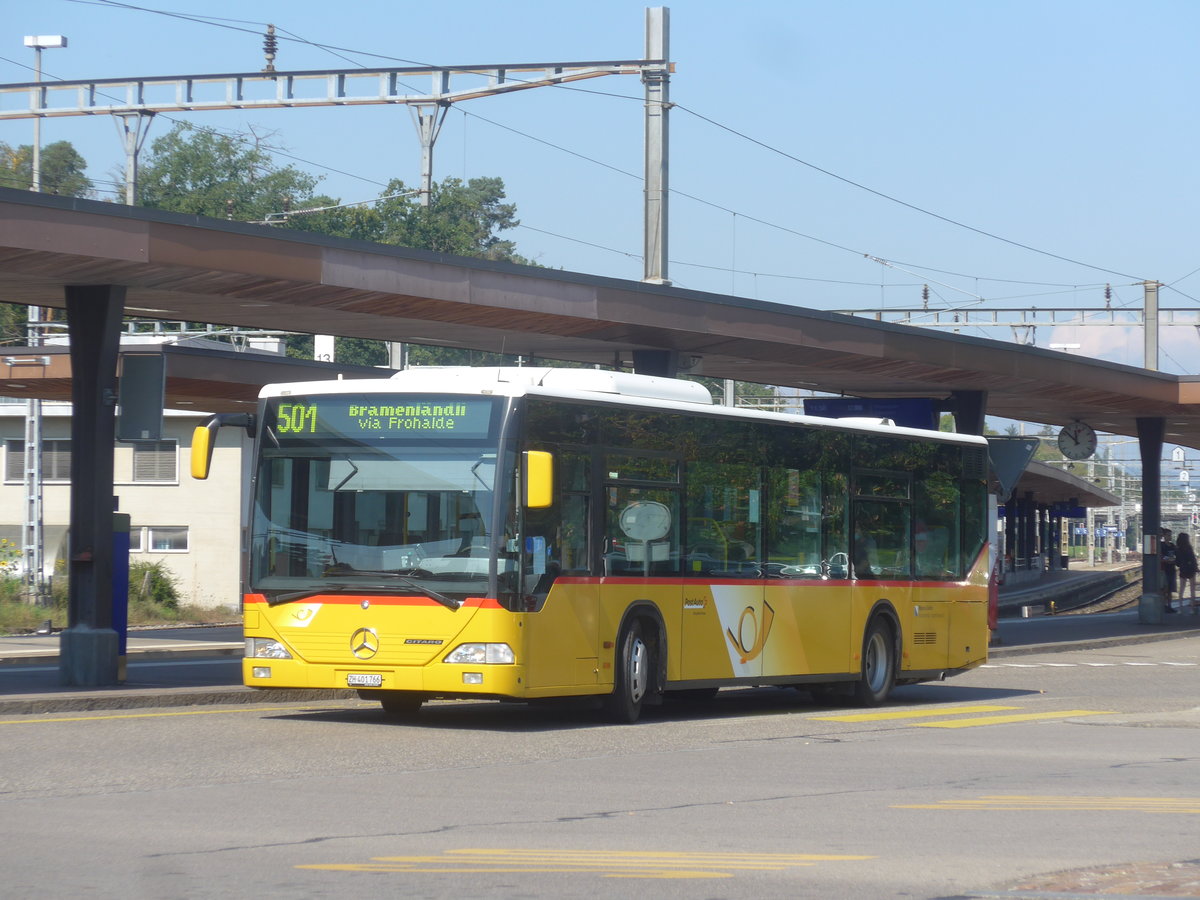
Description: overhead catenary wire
xmin=9 ymin=3 xmax=1167 ymax=303
xmin=670 ymin=103 xmax=1149 ymax=285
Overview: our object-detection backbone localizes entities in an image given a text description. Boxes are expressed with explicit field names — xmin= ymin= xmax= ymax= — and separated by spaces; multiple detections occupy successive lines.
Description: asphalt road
xmin=1 ymin=635 xmax=1197 ymax=899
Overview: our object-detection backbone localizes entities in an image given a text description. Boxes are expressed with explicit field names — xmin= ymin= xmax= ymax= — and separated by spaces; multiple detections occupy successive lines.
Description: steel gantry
xmin=838 ymin=283 xmax=1185 ymax=370
xmin=0 ymin=50 xmax=672 ymax=214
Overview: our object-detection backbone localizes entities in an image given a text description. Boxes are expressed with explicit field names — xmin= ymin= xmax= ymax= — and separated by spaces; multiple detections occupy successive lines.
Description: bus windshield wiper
xmin=269 ymin=576 xmax=461 ymax=611
xmin=330 ymin=455 xmax=359 ymax=492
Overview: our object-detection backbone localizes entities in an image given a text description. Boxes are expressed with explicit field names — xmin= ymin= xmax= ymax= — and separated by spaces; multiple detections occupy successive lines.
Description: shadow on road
xmin=261 ymin=682 xmax=1043 ymax=732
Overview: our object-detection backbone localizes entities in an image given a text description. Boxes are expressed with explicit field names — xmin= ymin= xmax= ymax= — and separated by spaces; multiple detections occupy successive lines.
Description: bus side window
xmin=520 ymin=449 xmax=590 ymax=610
xmin=605 ymin=486 xmax=680 ymax=576
xmin=823 ymin=472 xmax=849 ymax=578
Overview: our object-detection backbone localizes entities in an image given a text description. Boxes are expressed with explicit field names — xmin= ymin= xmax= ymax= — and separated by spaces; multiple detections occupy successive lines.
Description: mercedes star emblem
xmin=350 ymin=627 xmax=380 ymax=659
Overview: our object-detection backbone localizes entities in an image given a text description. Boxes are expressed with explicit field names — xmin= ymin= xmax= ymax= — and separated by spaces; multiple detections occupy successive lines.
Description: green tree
xmin=283 ymin=176 xmax=531 ymax=364
xmin=0 ymin=140 xmax=91 ymax=196
xmin=287 ymin=176 xmax=529 ymax=263
xmin=138 ymin=123 xmax=331 ymax=220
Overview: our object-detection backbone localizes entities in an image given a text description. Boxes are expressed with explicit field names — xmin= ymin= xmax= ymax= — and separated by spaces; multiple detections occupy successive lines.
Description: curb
xmin=0 ymin=687 xmax=355 ymax=716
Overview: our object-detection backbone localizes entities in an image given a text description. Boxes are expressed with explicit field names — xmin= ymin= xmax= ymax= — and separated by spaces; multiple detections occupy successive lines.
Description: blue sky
xmin=4 ymin=0 xmax=1199 ymax=384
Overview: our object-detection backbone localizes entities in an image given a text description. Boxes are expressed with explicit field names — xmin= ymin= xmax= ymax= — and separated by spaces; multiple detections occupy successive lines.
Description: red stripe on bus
xmin=550 ymin=577 xmax=973 ymax=590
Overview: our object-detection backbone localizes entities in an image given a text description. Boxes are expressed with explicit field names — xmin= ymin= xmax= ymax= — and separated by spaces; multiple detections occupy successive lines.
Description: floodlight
xmin=24 ymin=35 xmax=68 ymax=49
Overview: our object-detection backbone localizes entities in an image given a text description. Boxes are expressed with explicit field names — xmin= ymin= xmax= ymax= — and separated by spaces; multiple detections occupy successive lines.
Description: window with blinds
xmin=4 ymin=439 xmax=72 ymax=482
xmin=132 ymin=440 xmax=177 ymax=482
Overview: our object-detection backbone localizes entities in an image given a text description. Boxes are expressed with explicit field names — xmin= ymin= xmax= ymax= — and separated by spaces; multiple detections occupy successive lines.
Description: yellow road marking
xmin=809 ymin=705 xmax=1020 ymax=722
xmin=298 ymin=849 xmax=873 ymax=879
xmin=896 ymin=795 xmax=1200 ymax=813
xmin=305 ymin=865 xmax=741 ymax=879
xmin=0 ymin=706 xmax=324 ymax=725
xmin=912 ymin=709 xmax=1114 ymax=728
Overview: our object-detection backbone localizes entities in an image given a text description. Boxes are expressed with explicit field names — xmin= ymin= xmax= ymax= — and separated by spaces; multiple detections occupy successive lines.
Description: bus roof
xmin=260 ymin=366 xmax=988 ymax=447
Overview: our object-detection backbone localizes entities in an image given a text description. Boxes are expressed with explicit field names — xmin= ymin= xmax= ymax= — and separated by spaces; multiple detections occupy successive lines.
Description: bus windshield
xmin=249 ymin=394 xmax=505 ymax=604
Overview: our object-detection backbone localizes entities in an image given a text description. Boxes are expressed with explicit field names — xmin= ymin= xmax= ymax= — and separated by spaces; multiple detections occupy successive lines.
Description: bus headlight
xmin=245 ymin=637 xmax=292 ymax=659
xmin=444 ymin=643 xmax=514 ymax=665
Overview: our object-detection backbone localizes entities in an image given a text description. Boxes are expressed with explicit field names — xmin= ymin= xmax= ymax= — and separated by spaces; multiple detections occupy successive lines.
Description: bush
xmin=0 ymin=575 xmax=21 ymax=604
xmin=0 ymin=559 xmax=235 ymax=634
xmin=128 ymin=560 xmax=180 ymax=611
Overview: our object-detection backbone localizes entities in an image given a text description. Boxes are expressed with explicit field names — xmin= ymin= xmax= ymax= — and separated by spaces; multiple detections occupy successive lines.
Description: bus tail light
xmin=444 ymin=643 xmax=514 ymax=665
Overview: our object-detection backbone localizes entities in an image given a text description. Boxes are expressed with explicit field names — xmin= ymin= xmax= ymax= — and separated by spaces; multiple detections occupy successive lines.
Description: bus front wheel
xmin=852 ymin=619 xmax=896 ymax=706
xmin=367 ymin=690 xmax=423 ymax=717
xmin=604 ymin=620 xmax=651 ymax=724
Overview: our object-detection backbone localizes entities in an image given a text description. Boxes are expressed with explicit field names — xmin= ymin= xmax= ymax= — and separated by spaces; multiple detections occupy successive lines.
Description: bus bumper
xmin=243 ymin=657 xmax=527 ymax=697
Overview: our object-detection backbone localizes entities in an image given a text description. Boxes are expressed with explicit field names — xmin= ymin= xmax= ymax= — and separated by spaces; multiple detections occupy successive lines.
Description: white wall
xmin=0 ymin=404 xmax=250 ymax=609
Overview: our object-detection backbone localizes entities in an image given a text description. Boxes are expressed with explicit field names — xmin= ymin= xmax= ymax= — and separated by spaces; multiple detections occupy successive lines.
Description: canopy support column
xmin=59 ymin=284 xmax=124 ymax=686
xmin=1137 ymin=416 xmax=1165 ymax=624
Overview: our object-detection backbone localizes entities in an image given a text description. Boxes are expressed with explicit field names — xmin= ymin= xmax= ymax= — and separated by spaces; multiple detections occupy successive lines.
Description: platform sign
xmin=986 ymin=437 xmax=1040 ymax=500
xmin=117 ymin=353 xmax=165 ymax=441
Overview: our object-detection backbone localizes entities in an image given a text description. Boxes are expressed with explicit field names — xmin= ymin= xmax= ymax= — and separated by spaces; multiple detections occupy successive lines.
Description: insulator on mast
xmin=263 ymin=25 xmax=278 ymax=73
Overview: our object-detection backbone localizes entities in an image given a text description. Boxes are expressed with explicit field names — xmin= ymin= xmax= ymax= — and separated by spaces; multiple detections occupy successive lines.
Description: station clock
xmin=1057 ymin=421 xmax=1098 ymax=460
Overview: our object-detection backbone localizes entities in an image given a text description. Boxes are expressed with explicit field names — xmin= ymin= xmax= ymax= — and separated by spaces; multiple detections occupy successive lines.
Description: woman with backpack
xmin=1160 ymin=528 xmax=1178 ymax=612
xmin=1174 ymin=532 xmax=1197 ymax=613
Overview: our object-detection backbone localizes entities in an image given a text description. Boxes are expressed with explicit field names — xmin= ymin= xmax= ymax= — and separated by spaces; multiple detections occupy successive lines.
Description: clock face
xmin=619 ymin=501 xmax=672 ymax=541
xmin=1057 ymin=421 xmax=1097 ymax=460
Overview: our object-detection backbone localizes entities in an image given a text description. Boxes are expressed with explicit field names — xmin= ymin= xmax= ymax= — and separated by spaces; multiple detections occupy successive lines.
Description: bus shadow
xmin=266 ymin=682 xmax=1044 ymax=732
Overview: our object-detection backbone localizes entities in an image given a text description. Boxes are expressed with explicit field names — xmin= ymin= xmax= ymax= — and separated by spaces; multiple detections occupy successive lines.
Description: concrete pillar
xmin=59 ymin=284 xmax=124 ymax=686
xmin=631 ymin=349 xmax=678 ymax=378
xmin=1137 ymin=417 xmax=1165 ymax=624
xmin=1004 ymin=493 xmax=1017 ymax=572
xmin=949 ymin=389 xmax=987 ymax=435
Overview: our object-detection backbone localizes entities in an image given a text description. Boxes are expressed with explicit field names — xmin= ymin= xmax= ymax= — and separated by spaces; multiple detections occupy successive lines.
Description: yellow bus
xmin=193 ymin=367 xmax=990 ymax=722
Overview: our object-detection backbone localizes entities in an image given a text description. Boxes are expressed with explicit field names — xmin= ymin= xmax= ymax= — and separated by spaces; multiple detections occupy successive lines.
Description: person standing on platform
xmin=1160 ymin=527 xmax=1178 ymax=612
xmin=1175 ymin=532 xmax=1197 ymax=613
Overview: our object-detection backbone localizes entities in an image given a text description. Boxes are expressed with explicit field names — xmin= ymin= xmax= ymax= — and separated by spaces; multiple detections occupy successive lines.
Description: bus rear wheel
xmin=603 ymin=620 xmax=651 ymax=724
xmin=852 ymin=618 xmax=896 ymax=706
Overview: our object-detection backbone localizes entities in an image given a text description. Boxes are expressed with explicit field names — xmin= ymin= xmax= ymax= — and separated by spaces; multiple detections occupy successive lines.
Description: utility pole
xmin=20 ymin=313 xmax=47 ymax=605
xmin=24 ymin=35 xmax=67 ymax=193
xmin=643 ymin=7 xmax=670 ymax=285
xmin=114 ymin=111 xmax=154 ymax=205
xmin=21 ymin=35 xmax=67 ymax=606
xmin=1143 ymin=280 xmax=1160 ymax=371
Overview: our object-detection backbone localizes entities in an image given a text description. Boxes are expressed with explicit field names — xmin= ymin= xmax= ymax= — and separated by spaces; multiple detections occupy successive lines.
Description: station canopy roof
xmin=2 ymin=189 xmax=1199 ymax=449
xmin=1015 ymin=460 xmax=1120 ymax=509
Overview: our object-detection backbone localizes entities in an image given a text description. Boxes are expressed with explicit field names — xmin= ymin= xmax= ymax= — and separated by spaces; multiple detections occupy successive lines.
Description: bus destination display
xmin=271 ymin=396 xmax=495 ymax=440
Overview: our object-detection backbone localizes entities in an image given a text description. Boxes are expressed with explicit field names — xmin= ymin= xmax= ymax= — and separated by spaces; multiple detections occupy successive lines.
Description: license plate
xmin=347 ymin=673 xmax=383 ymax=688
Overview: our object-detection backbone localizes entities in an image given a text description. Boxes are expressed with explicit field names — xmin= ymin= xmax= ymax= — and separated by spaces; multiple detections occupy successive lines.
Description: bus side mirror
xmin=190 ymin=413 xmax=256 ymax=480
xmin=191 ymin=422 xmax=216 ymax=480
xmin=524 ymin=450 xmax=553 ymax=509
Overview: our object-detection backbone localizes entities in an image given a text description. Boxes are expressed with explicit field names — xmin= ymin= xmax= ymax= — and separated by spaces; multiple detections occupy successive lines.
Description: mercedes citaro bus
xmin=192 ymin=366 xmax=989 ymax=722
